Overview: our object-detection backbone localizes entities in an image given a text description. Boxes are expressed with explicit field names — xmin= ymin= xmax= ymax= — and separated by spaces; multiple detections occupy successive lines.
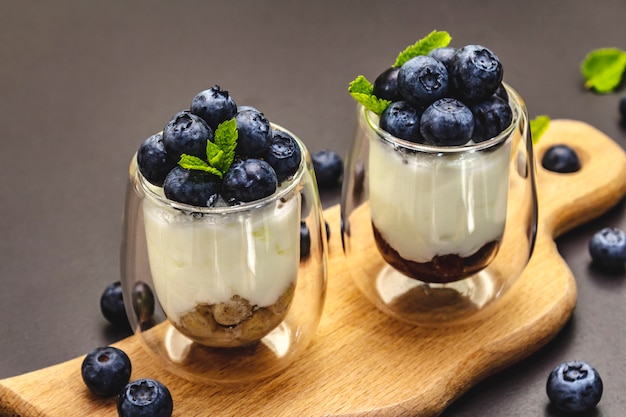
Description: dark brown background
xmin=1 ymin=1 xmax=626 ymax=415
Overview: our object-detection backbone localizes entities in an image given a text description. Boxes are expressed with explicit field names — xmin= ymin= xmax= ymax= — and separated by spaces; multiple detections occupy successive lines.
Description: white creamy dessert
xmin=367 ymin=111 xmax=512 ymax=281
xmin=141 ymin=179 xmax=301 ymax=345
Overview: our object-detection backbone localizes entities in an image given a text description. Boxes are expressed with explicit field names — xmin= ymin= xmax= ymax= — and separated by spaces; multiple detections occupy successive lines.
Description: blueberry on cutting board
xmin=541 ymin=144 xmax=581 ymax=173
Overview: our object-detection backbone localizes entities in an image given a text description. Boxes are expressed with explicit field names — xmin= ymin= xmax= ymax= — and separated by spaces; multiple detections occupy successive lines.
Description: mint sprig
xmin=178 ymin=118 xmax=238 ymax=178
xmin=348 ymin=75 xmax=392 ymax=115
xmin=581 ymin=47 xmax=626 ymax=94
xmin=530 ymin=115 xmax=550 ymax=144
xmin=393 ymin=30 xmax=452 ymax=68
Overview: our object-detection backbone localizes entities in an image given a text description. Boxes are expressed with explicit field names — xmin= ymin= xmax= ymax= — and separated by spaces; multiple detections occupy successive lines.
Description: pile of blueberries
xmin=137 ymin=85 xmax=302 ymax=207
xmin=373 ymin=44 xmax=513 ymax=146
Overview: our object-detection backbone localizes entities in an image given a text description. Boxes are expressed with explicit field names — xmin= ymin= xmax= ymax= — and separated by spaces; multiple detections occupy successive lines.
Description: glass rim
xmin=134 ymin=123 xmax=308 ymax=215
xmin=362 ymin=82 xmax=524 ymax=154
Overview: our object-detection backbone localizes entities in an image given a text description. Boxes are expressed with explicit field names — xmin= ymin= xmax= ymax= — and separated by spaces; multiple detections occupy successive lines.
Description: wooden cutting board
xmin=2 ymin=119 xmax=626 ymax=417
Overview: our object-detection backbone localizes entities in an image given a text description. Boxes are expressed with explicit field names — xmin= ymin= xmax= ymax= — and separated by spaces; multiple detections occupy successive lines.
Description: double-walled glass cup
xmin=341 ymin=85 xmax=537 ymax=325
xmin=121 ymin=128 xmax=327 ymax=384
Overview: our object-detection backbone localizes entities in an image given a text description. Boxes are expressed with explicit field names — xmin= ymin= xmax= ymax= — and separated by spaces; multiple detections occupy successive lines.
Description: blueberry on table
xmin=163 ymin=166 xmax=221 ymax=207
xmin=373 ymin=67 xmax=403 ymax=102
xmin=190 ymin=85 xmax=238 ymax=131
xmin=81 ymin=346 xmax=132 ymax=397
xmin=450 ymin=44 xmax=503 ymax=102
xmin=379 ymin=101 xmax=424 ymax=143
xmin=420 ymin=98 xmax=474 ymax=146
xmin=589 ymin=226 xmax=626 ymax=270
xmin=221 ymin=159 xmax=278 ymax=204
xmin=264 ymin=129 xmax=302 ymax=182
xmin=137 ymin=133 xmax=177 ymax=187
xmin=311 ymin=149 xmax=343 ymax=188
xmin=117 ymin=378 xmax=173 ymax=417
xmin=162 ymin=111 xmax=213 ymax=159
xmin=398 ymin=55 xmax=449 ymax=108
xmin=100 ymin=281 xmax=129 ymax=328
xmin=541 ymin=144 xmax=581 ymax=173
xmin=469 ymin=96 xmax=513 ymax=142
xmin=546 ymin=360 xmax=603 ymax=413
xmin=235 ymin=108 xmax=272 ymax=157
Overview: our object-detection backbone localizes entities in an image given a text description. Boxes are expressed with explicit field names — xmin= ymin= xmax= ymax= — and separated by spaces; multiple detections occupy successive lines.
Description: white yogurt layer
xmin=143 ymin=190 xmax=300 ymax=323
xmin=368 ymin=126 xmax=511 ymax=263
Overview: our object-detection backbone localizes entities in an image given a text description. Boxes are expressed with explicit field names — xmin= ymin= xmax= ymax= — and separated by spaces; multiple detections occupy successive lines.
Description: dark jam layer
xmin=372 ymin=223 xmax=500 ymax=284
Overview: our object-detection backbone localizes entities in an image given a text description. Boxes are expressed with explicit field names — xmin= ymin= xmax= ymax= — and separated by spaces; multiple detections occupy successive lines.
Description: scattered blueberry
xmin=379 ymin=101 xmax=424 ymax=143
xmin=163 ymin=166 xmax=221 ymax=207
xmin=397 ymin=55 xmax=449 ymax=107
xmin=136 ymin=133 xmax=177 ymax=187
xmin=589 ymin=226 xmax=626 ymax=270
xmin=619 ymin=93 xmax=626 ymax=124
xmin=100 ymin=281 xmax=129 ymax=328
xmin=81 ymin=346 xmax=132 ymax=397
xmin=469 ymin=95 xmax=513 ymax=142
xmin=420 ymin=98 xmax=474 ymax=146
xmin=541 ymin=144 xmax=581 ymax=173
xmin=190 ymin=85 xmax=237 ymax=131
xmin=162 ymin=111 xmax=213 ymax=160
xmin=427 ymin=46 xmax=457 ymax=70
xmin=235 ymin=108 xmax=272 ymax=157
xmin=311 ymin=149 xmax=343 ymax=188
xmin=373 ymin=67 xmax=403 ymax=102
xmin=546 ymin=360 xmax=603 ymax=413
xmin=117 ymin=378 xmax=173 ymax=417
xmin=300 ymin=221 xmax=311 ymax=260
xmin=132 ymin=281 xmax=155 ymax=326
xmin=264 ymin=129 xmax=302 ymax=182
xmin=450 ymin=45 xmax=503 ymax=102
xmin=221 ymin=159 xmax=278 ymax=204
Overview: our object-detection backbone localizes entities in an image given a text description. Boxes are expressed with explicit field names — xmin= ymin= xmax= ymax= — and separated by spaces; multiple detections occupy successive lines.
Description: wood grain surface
xmin=2 ymin=119 xmax=626 ymax=417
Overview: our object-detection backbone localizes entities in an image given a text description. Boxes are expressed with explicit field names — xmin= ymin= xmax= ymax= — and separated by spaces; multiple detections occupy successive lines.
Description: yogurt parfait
xmin=128 ymin=85 xmax=323 ymax=348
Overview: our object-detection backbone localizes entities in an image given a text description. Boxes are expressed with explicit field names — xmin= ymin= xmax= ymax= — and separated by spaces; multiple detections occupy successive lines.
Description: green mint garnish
xmin=348 ymin=75 xmax=392 ymax=115
xmin=393 ymin=30 xmax=452 ymax=68
xmin=178 ymin=117 xmax=238 ymax=178
xmin=530 ymin=115 xmax=550 ymax=144
xmin=581 ymin=47 xmax=626 ymax=94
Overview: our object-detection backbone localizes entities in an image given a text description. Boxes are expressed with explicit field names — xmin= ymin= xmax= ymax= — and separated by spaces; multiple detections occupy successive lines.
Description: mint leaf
xmin=348 ymin=75 xmax=391 ymax=115
xmin=178 ymin=154 xmax=223 ymax=177
xmin=393 ymin=30 xmax=452 ymax=68
xmin=581 ymin=47 xmax=626 ymax=93
xmin=530 ymin=115 xmax=550 ymax=144
xmin=177 ymin=117 xmax=238 ymax=177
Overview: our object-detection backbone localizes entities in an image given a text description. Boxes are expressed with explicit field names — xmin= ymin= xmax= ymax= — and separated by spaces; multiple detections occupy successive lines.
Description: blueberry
xmin=541 ymin=144 xmax=581 ymax=173
xmin=190 ymin=85 xmax=237 ymax=131
xmin=100 ymin=281 xmax=129 ymax=328
xmin=450 ymin=45 xmax=503 ymax=102
xmin=397 ymin=55 xmax=449 ymax=108
xmin=162 ymin=111 xmax=213 ymax=159
xmin=300 ymin=221 xmax=311 ymax=260
xmin=493 ymin=83 xmax=509 ymax=102
xmin=379 ymin=101 xmax=424 ymax=143
xmin=420 ymin=98 xmax=474 ymax=146
xmin=311 ymin=149 xmax=343 ymax=188
xmin=373 ymin=67 xmax=403 ymax=102
xmin=619 ymin=93 xmax=626 ymax=124
xmin=81 ymin=346 xmax=132 ymax=397
xmin=132 ymin=281 xmax=155 ymax=326
xmin=589 ymin=227 xmax=626 ymax=270
xmin=117 ymin=378 xmax=173 ymax=417
xmin=163 ymin=166 xmax=220 ymax=207
xmin=221 ymin=159 xmax=278 ymax=204
xmin=235 ymin=108 xmax=272 ymax=157
xmin=546 ymin=360 xmax=603 ymax=413
xmin=469 ymin=96 xmax=513 ymax=142
xmin=137 ymin=133 xmax=177 ymax=187
xmin=264 ymin=129 xmax=302 ymax=182
xmin=427 ymin=46 xmax=456 ymax=69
